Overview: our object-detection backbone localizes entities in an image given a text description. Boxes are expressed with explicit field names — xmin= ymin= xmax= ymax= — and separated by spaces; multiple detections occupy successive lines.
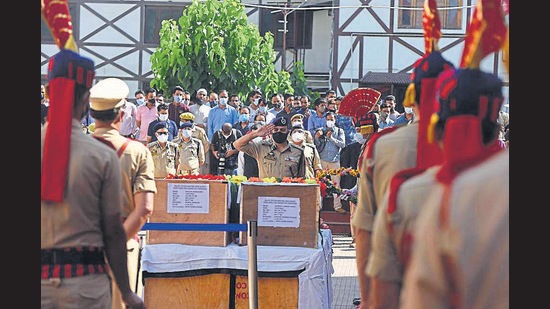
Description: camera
xmin=217 ymin=152 xmax=226 ymax=175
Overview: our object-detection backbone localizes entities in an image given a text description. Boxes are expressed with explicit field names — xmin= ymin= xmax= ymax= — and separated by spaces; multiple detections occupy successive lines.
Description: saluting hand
xmin=256 ymin=123 xmax=275 ymax=138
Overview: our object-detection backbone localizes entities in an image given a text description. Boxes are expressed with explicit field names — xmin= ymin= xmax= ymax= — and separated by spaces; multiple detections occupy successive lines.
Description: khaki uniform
xmin=287 ymin=129 xmax=314 ymax=144
xmin=176 ymin=137 xmax=204 ymax=175
xmin=174 ymin=126 xmax=210 ymax=175
xmin=401 ymin=150 xmax=509 ymax=309
xmin=301 ymin=142 xmax=323 ymax=179
xmin=352 ymin=123 xmax=419 ymax=232
xmin=367 ymin=166 xmax=440 ymax=282
xmin=92 ymin=127 xmax=156 ymax=309
xmin=41 ymin=121 xmax=122 ymax=308
xmin=147 ymin=140 xmax=179 ymax=178
xmin=240 ymin=139 xmax=306 ymax=179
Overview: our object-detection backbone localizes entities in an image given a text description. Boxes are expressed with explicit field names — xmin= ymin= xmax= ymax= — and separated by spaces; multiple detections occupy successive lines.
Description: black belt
xmin=41 ymin=247 xmax=105 ymax=265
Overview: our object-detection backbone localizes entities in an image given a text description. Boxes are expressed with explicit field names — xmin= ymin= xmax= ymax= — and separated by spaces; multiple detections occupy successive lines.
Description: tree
xmin=150 ymin=0 xmax=294 ymax=99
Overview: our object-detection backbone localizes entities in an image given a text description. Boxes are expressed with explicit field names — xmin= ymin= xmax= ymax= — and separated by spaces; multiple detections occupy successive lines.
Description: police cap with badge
xmin=271 ymin=116 xmax=289 ymax=128
xmin=89 ymin=78 xmax=129 ymax=112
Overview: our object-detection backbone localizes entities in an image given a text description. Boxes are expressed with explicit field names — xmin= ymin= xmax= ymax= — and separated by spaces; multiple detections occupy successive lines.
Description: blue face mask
xmin=136 ymin=98 xmax=145 ymax=106
xmin=239 ymin=114 xmax=249 ymax=122
xmin=259 ymin=106 xmax=267 ymax=113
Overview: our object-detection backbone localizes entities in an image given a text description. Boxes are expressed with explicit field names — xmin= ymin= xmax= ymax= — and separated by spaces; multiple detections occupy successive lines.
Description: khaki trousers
xmin=41 ymin=273 xmax=111 ymax=309
xmin=111 ymin=237 xmax=141 ymax=309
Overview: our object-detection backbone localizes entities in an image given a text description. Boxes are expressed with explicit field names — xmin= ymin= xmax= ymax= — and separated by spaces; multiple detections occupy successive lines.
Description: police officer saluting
xmin=234 ymin=116 xmax=306 ymax=179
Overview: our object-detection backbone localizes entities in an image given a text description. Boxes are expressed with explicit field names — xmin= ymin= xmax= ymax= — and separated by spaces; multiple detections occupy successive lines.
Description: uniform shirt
xmin=93 ymin=128 xmax=157 ymax=218
xmin=352 ymin=123 xmax=418 ymax=232
xmin=401 ymin=150 xmax=509 ymax=309
xmin=240 ymin=139 xmax=306 ymax=179
xmin=173 ymin=126 xmax=210 ymax=156
xmin=177 ymin=137 xmax=204 ymax=172
xmin=42 ymin=120 xmax=122 ymax=249
xmin=147 ymin=141 xmax=179 ymax=178
xmin=120 ymin=101 xmax=138 ymax=136
xmin=367 ymin=166 xmax=441 ymax=282
xmin=300 ymin=142 xmax=323 ymax=179
xmin=136 ymin=104 xmax=159 ymax=142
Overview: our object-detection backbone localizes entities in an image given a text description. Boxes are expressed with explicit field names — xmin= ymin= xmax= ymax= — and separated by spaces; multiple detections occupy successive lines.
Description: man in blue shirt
xmin=314 ymin=111 xmax=346 ymax=213
xmin=207 ymin=89 xmax=239 ymax=141
xmin=308 ymin=98 xmax=328 ymax=137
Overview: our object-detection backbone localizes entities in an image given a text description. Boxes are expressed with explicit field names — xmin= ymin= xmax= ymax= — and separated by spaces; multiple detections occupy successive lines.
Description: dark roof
xmin=359 ymin=71 xmax=412 ymax=85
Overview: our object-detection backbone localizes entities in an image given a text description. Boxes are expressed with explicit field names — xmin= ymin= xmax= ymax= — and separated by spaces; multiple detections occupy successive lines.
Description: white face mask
xmin=159 ymin=114 xmax=168 ymax=121
xmin=173 ymin=95 xmax=182 ymax=103
xmin=181 ymin=129 xmax=192 ymax=138
xmin=404 ymin=107 xmax=414 ymax=114
xmin=252 ymin=136 xmax=263 ymax=143
xmin=253 ymin=98 xmax=260 ymax=105
xmin=182 ymin=99 xmax=190 ymax=105
xmin=326 ymin=120 xmax=335 ymax=128
xmin=291 ymin=132 xmax=305 ymax=143
xmin=223 ymin=133 xmax=232 ymax=139
xmin=292 ymin=121 xmax=302 ymax=127
xmin=219 ymin=97 xmax=228 ymax=106
xmin=157 ymin=134 xmax=169 ymax=143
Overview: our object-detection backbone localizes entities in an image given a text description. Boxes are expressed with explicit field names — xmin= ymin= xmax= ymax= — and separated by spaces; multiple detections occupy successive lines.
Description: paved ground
xmin=331 ymin=233 xmax=360 ymax=309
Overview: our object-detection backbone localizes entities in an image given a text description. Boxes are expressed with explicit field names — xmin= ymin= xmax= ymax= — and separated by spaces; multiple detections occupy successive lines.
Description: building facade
xmin=41 ymin=0 xmax=509 ymax=107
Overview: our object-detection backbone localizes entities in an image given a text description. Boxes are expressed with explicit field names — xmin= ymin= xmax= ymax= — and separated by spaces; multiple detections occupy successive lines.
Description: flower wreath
xmin=315 ymin=167 xmax=360 ymax=204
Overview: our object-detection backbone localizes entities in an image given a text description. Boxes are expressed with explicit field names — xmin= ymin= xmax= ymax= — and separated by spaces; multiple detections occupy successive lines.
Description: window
xmin=398 ymin=0 xmax=462 ymax=30
xmin=144 ymin=5 xmax=187 ymax=45
xmin=259 ymin=8 xmax=313 ymax=49
xmin=41 ymin=3 xmax=78 ymax=43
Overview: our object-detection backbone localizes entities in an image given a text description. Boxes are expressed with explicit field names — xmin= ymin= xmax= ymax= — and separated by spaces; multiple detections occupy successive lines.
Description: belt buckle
xmin=49 ymin=277 xmax=61 ymax=288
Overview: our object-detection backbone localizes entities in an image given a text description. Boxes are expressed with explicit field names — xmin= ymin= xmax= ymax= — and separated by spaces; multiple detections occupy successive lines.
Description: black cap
xmin=271 ymin=116 xmax=289 ymax=128
xmin=153 ymin=121 xmax=169 ymax=132
xmin=180 ymin=122 xmax=193 ymax=129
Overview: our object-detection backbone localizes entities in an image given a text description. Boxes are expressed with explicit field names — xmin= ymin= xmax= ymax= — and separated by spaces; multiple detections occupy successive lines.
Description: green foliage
xmin=149 ymin=0 xmax=297 ymax=100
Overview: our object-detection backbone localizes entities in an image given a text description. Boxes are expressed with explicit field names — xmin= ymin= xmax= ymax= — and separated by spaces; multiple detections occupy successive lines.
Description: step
xmin=320 ymin=209 xmax=351 ymax=235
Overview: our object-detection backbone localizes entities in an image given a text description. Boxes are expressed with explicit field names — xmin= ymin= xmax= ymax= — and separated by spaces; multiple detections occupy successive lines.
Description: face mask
xmin=291 ymin=132 xmax=305 ymax=143
xmin=318 ymin=106 xmax=326 ymax=113
xmin=273 ymin=103 xmax=281 ymax=109
xmin=354 ymin=132 xmax=366 ymax=144
xmin=182 ymin=129 xmax=192 ymax=138
xmin=159 ymin=114 xmax=168 ymax=121
xmin=182 ymin=99 xmax=190 ymax=105
xmin=326 ymin=120 xmax=335 ymax=128
xmin=174 ymin=95 xmax=182 ymax=103
xmin=253 ymin=98 xmax=260 ymax=106
xmin=136 ymin=98 xmax=145 ymax=106
xmin=272 ymin=131 xmax=288 ymax=143
xmin=404 ymin=107 xmax=413 ymax=114
xmin=157 ymin=134 xmax=168 ymax=143
xmin=219 ymin=98 xmax=228 ymax=106
xmin=223 ymin=133 xmax=232 ymax=139
xmin=148 ymin=98 xmax=156 ymax=104
xmin=239 ymin=114 xmax=249 ymax=122
xmin=259 ymin=106 xmax=267 ymax=113
xmin=256 ymin=121 xmax=265 ymax=126
xmin=380 ymin=111 xmax=388 ymax=118
xmin=253 ymin=136 xmax=263 ymax=143
xmin=292 ymin=121 xmax=302 ymax=127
